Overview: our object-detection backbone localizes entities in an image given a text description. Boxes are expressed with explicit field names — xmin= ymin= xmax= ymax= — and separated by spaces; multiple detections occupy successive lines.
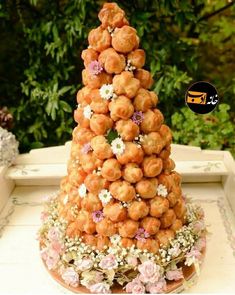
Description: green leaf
xmin=106 ymin=129 xmax=118 ymax=144
xmin=60 ymin=100 xmax=72 ymax=113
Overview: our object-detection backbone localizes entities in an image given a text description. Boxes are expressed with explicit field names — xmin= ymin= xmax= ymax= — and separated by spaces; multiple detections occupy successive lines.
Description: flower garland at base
xmin=38 ymin=195 xmax=206 ymax=294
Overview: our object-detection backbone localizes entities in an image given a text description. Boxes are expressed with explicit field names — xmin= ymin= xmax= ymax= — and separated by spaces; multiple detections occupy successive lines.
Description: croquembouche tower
xmin=39 ymin=3 xmax=206 ymax=293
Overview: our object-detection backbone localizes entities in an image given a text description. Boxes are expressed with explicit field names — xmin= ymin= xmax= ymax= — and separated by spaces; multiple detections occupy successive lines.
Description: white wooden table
xmin=1 ymin=143 xmax=235 ymax=294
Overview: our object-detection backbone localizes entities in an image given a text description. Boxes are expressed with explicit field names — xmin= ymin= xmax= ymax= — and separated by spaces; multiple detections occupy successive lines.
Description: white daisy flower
xmin=99 ymin=84 xmax=115 ymax=100
xmin=98 ymin=189 xmax=112 ymax=205
xmin=83 ymin=105 xmax=93 ymax=119
xmin=110 ymin=234 xmax=121 ymax=245
xmin=111 ymin=137 xmax=125 ymax=155
xmin=78 ymin=183 xmax=87 ymax=198
xmin=157 ymin=184 xmax=168 ymax=197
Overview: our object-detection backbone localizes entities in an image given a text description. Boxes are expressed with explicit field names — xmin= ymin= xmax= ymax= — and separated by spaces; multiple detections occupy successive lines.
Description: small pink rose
xmin=193 ymin=220 xmax=205 ymax=234
xmin=125 ymin=278 xmax=145 ymax=294
xmin=195 ymin=237 xmax=206 ymax=251
xmin=48 ymin=227 xmax=60 ymax=241
xmin=51 ymin=240 xmax=63 ymax=254
xmin=99 ymin=254 xmax=118 ymax=270
xmin=126 ymin=255 xmax=138 ymax=267
xmin=138 ymin=260 xmax=161 ymax=283
xmin=89 ymin=282 xmax=111 ymax=294
xmin=41 ymin=248 xmax=60 ymax=270
xmin=165 ymin=268 xmax=184 ymax=281
xmin=185 ymin=247 xmax=202 ymax=266
xmin=75 ymin=258 xmax=93 ymax=271
xmin=40 ymin=211 xmax=49 ymax=222
xmin=146 ymin=278 xmax=167 ymax=294
xmin=62 ymin=267 xmax=79 ymax=287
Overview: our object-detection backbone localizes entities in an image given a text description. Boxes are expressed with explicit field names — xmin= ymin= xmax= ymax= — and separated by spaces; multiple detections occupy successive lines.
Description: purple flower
xmin=81 ymin=143 xmax=92 ymax=154
xmin=135 ymin=228 xmax=150 ymax=242
xmin=88 ymin=60 xmax=103 ymax=75
xmin=146 ymin=278 xmax=167 ymax=294
xmin=92 ymin=210 xmax=104 ymax=223
xmin=131 ymin=111 xmax=144 ymax=125
xmin=165 ymin=268 xmax=184 ymax=281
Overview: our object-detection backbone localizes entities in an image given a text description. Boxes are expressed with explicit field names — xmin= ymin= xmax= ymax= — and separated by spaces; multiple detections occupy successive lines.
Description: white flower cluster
xmin=111 ymin=137 xmax=125 ymax=155
xmin=83 ymin=105 xmax=93 ymax=119
xmin=125 ymin=60 xmax=136 ymax=72
xmin=157 ymin=184 xmax=168 ymax=197
xmin=0 ymin=127 xmax=19 ymax=167
xmin=99 ymin=84 xmax=117 ymax=100
xmin=98 ymin=189 xmax=112 ymax=205
xmin=78 ymin=184 xmax=87 ymax=198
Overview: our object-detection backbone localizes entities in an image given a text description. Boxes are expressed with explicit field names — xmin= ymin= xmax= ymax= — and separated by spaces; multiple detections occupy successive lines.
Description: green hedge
xmin=0 ymin=0 xmax=234 ymax=155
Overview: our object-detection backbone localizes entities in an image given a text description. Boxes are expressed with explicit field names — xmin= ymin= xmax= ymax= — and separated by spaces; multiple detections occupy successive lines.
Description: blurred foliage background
xmin=0 ymin=0 xmax=235 ymax=156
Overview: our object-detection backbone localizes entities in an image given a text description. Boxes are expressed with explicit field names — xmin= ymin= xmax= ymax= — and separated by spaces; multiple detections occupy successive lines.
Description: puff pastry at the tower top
xmin=112 ymin=25 xmax=139 ymax=53
xmin=122 ymin=163 xmax=143 ymax=183
xmin=72 ymin=126 xmax=95 ymax=145
xmin=127 ymin=49 xmax=146 ymax=68
xmin=90 ymin=135 xmax=113 ymax=160
xmin=96 ymin=218 xmax=117 ymax=236
xmin=109 ymin=96 xmax=134 ymax=121
xmin=141 ymin=132 xmax=165 ymax=155
xmin=140 ymin=216 xmax=161 ymax=235
xmin=118 ymin=219 xmax=139 ymax=238
xmin=133 ymin=88 xmax=158 ymax=112
xmin=135 ymin=69 xmax=154 ymax=89
xmin=81 ymin=48 xmax=99 ymax=67
xmin=90 ymin=114 xmax=113 ymax=135
xmin=140 ymin=109 xmax=164 ymax=134
xmin=103 ymin=202 xmax=127 ymax=222
xmin=115 ymin=119 xmax=139 ymax=141
xmin=98 ymin=2 xmax=129 ymax=28
xmin=109 ymin=180 xmax=136 ymax=202
xmin=84 ymin=173 xmax=108 ymax=194
xmin=90 ymin=89 xmax=109 ymax=114
xmin=116 ymin=142 xmax=144 ymax=165
xmin=113 ymin=71 xmax=140 ymax=98
xmin=135 ymin=178 xmax=158 ymax=199
xmin=88 ymin=26 xmax=111 ymax=52
xmin=127 ymin=200 xmax=149 ymax=221
xmin=155 ymin=229 xmax=175 ymax=247
xmin=81 ymin=193 xmax=102 ymax=212
xmin=142 ymin=155 xmax=163 ymax=177
xmin=79 ymin=152 xmax=103 ymax=174
xmin=98 ymin=48 xmax=126 ymax=74
xmin=101 ymin=158 xmax=122 ymax=181
xmin=82 ymin=69 xmax=112 ymax=89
